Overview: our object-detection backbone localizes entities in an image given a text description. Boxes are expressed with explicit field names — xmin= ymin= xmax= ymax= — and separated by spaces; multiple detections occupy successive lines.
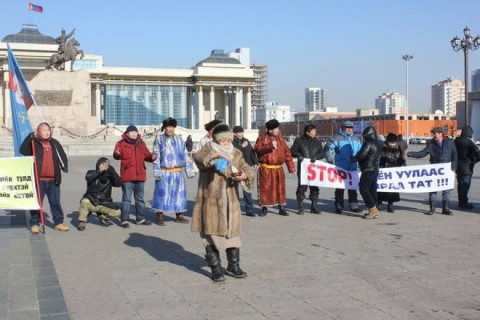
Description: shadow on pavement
xmin=123 ymin=232 xmax=209 ymax=278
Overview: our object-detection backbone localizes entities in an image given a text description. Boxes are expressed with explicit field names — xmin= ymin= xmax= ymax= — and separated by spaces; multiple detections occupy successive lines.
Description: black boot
xmin=310 ymin=199 xmax=321 ymax=214
xmin=427 ymin=200 xmax=435 ymax=215
xmin=205 ymin=245 xmax=225 ymax=282
xmin=225 ymin=248 xmax=247 ymax=278
xmin=278 ymin=205 xmax=289 ymax=216
xmin=259 ymin=207 xmax=268 ymax=217
xmin=442 ymin=200 xmax=453 ymax=215
xmin=387 ymin=202 xmax=394 ymax=213
xmin=297 ymin=201 xmax=304 ymax=215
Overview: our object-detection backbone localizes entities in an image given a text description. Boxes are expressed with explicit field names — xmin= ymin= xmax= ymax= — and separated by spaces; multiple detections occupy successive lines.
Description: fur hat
xmin=265 ymin=119 xmax=280 ymax=131
xmin=125 ymin=125 xmax=138 ymax=134
xmin=386 ymin=133 xmax=398 ymax=142
xmin=213 ymin=124 xmax=233 ymax=142
xmin=232 ymin=126 xmax=244 ymax=133
xmin=161 ymin=117 xmax=177 ymax=131
xmin=431 ymin=127 xmax=444 ymax=134
xmin=204 ymin=119 xmax=222 ymax=131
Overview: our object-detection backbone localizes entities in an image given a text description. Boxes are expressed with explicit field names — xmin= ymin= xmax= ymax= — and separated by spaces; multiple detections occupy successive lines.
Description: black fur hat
xmin=204 ymin=119 xmax=222 ymax=131
xmin=265 ymin=119 xmax=280 ymax=131
xmin=213 ymin=124 xmax=233 ymax=142
xmin=161 ymin=117 xmax=177 ymax=131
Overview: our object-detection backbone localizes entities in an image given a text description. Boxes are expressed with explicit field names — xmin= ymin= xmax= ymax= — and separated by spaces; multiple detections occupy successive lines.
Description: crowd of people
xmin=20 ymin=119 xmax=480 ymax=282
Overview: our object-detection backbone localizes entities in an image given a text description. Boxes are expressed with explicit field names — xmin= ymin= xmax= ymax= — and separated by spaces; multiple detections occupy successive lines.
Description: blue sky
xmin=3 ymin=0 xmax=480 ymax=113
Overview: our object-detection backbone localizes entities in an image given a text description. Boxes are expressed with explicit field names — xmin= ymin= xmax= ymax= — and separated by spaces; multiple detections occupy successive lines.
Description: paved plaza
xmin=1 ymin=145 xmax=480 ymax=320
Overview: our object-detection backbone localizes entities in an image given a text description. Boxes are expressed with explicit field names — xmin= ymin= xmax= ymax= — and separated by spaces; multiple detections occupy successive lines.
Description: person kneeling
xmin=78 ymin=158 xmax=122 ymax=231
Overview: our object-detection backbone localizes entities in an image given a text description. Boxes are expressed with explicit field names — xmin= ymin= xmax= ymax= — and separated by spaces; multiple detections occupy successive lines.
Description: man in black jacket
xmin=290 ymin=124 xmax=326 ymax=215
xmin=352 ymin=126 xmax=383 ymax=219
xmin=232 ymin=126 xmax=259 ymax=217
xmin=455 ymin=125 xmax=480 ymax=209
xmin=408 ymin=127 xmax=458 ymax=215
xmin=77 ymin=157 xmax=122 ymax=231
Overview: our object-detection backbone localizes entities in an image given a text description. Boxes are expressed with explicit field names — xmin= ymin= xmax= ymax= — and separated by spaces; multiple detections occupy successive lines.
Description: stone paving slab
xmin=3 ymin=149 xmax=480 ymax=320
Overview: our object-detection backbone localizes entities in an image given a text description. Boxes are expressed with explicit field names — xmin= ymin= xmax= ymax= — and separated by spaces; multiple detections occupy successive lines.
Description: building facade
xmin=431 ymin=77 xmax=464 ymax=116
xmin=375 ymin=92 xmax=406 ymax=115
xmin=0 ymin=25 xmax=256 ymax=134
xmin=254 ymin=101 xmax=290 ymax=128
xmin=305 ymin=87 xmax=327 ymax=111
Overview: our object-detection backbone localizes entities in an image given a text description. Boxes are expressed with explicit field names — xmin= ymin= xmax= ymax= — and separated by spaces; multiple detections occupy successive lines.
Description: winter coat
xmin=290 ymin=134 xmax=326 ymax=174
xmin=20 ymin=134 xmax=68 ymax=185
xmin=380 ymin=141 xmax=405 ymax=168
xmin=191 ymin=145 xmax=255 ymax=238
xmin=354 ymin=126 xmax=383 ymax=172
xmin=409 ymin=137 xmax=458 ymax=171
xmin=455 ymin=126 xmax=480 ymax=175
xmin=233 ymin=136 xmax=258 ymax=167
xmin=325 ymin=128 xmax=363 ymax=170
xmin=82 ymin=166 xmax=122 ymax=208
xmin=254 ymin=132 xmax=295 ymax=206
xmin=113 ymin=133 xmax=155 ymax=182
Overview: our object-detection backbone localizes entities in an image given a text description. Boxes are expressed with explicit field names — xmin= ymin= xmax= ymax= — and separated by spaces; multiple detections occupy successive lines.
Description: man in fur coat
xmin=254 ymin=119 xmax=295 ymax=216
xmin=192 ymin=124 xmax=255 ymax=282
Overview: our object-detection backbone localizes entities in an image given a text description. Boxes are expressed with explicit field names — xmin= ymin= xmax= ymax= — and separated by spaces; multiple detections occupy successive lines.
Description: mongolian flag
xmin=7 ymin=44 xmax=34 ymax=157
xmin=29 ymin=3 xmax=43 ymax=13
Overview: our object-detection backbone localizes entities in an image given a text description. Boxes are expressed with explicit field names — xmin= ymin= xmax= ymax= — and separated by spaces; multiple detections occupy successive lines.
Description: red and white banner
xmin=300 ymin=160 xmax=455 ymax=193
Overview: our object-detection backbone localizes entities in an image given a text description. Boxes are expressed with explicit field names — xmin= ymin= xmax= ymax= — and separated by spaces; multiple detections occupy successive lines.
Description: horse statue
xmin=46 ymin=38 xmax=84 ymax=71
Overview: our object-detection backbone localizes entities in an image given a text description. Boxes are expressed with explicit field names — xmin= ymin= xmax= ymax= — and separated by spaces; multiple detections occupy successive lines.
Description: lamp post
xmin=223 ymin=87 xmax=235 ymax=126
xmin=451 ymin=26 xmax=480 ymax=126
xmin=402 ymin=54 xmax=413 ymax=144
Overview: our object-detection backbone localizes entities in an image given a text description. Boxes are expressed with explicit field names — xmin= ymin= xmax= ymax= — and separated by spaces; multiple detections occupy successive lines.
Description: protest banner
xmin=300 ymin=159 xmax=455 ymax=193
xmin=0 ymin=157 xmax=40 ymax=210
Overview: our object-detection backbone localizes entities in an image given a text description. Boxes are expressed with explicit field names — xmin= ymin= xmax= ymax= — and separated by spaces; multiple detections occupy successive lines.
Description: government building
xmin=0 ymin=24 xmax=256 ymax=136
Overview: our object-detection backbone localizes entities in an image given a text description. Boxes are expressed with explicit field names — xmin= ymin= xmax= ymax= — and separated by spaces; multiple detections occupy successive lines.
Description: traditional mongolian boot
xmin=364 ymin=207 xmax=380 ymax=219
xmin=297 ymin=201 xmax=305 ymax=215
xmin=156 ymin=212 xmax=165 ymax=226
xmin=441 ymin=200 xmax=453 ymax=215
xmin=225 ymin=248 xmax=248 ymax=278
xmin=427 ymin=200 xmax=435 ymax=215
xmin=205 ymin=245 xmax=225 ymax=282
xmin=387 ymin=202 xmax=395 ymax=213
xmin=278 ymin=205 xmax=289 ymax=216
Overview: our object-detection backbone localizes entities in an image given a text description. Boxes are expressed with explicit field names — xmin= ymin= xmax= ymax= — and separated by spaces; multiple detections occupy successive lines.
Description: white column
xmin=224 ymin=92 xmax=229 ymax=125
xmin=235 ymin=87 xmax=241 ymax=127
xmin=197 ymin=86 xmax=204 ymax=129
xmin=244 ymin=87 xmax=252 ymax=129
xmin=210 ymin=86 xmax=215 ymax=120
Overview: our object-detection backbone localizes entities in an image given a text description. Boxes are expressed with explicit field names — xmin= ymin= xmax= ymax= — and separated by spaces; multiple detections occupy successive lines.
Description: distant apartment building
xmin=431 ymin=77 xmax=464 ymax=116
xmin=305 ymin=87 xmax=327 ymax=111
xmin=251 ymin=64 xmax=268 ymax=108
xmin=471 ymin=69 xmax=480 ymax=91
xmin=254 ymin=101 xmax=290 ymax=128
xmin=228 ymin=47 xmax=250 ymax=67
xmin=375 ymin=92 xmax=406 ymax=115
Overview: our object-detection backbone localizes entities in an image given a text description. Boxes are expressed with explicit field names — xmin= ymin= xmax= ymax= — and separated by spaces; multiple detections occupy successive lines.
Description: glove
xmin=215 ymin=158 xmax=231 ymax=174
xmin=310 ymin=156 xmax=317 ymax=163
xmin=298 ymin=156 xmax=304 ymax=163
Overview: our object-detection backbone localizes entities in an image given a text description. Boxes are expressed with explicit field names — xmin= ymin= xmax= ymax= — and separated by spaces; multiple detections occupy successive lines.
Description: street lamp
xmin=451 ymin=26 xmax=480 ymax=126
xmin=402 ymin=54 xmax=413 ymax=144
xmin=223 ymin=87 xmax=235 ymax=126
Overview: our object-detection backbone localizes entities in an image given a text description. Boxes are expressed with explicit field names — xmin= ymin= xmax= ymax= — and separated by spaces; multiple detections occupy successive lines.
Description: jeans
xmin=31 ymin=180 xmax=64 ymax=226
xmin=243 ymin=191 xmax=254 ymax=214
xmin=359 ymin=171 xmax=379 ymax=209
xmin=429 ymin=190 xmax=450 ymax=202
xmin=334 ymin=189 xmax=358 ymax=209
xmin=121 ymin=181 xmax=145 ymax=222
xmin=457 ymin=174 xmax=472 ymax=205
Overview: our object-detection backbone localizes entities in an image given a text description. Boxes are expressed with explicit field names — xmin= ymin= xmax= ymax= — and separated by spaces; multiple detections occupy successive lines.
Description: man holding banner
xmin=408 ymin=127 xmax=457 ymax=215
xmin=290 ymin=124 xmax=326 ymax=215
xmin=20 ymin=122 xmax=69 ymax=233
xmin=325 ymin=121 xmax=363 ymax=214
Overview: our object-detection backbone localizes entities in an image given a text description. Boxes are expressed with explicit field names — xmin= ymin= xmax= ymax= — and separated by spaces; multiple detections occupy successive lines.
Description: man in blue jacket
xmin=325 ymin=121 xmax=363 ymax=214
xmin=408 ymin=127 xmax=457 ymax=215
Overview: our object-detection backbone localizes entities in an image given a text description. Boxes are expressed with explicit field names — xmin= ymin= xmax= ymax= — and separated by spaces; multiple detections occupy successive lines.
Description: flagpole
xmin=30 ymin=137 xmax=45 ymax=233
